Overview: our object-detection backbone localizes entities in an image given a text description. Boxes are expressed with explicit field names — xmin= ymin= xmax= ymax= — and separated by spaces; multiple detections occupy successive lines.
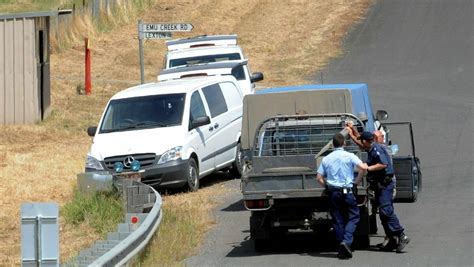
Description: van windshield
xmin=169 ymin=53 xmax=241 ymax=67
xmin=99 ymin=93 xmax=186 ymax=133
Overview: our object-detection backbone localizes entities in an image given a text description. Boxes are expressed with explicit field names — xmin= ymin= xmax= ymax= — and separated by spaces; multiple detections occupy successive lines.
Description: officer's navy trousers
xmin=376 ymin=180 xmax=404 ymax=237
xmin=328 ymin=190 xmax=360 ymax=245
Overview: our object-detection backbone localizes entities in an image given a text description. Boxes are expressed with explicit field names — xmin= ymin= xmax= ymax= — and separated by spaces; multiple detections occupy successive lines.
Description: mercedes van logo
xmin=123 ymin=156 xmax=135 ymax=168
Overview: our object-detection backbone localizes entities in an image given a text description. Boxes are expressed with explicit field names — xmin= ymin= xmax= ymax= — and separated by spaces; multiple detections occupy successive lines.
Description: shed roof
xmin=0 ymin=9 xmax=72 ymax=20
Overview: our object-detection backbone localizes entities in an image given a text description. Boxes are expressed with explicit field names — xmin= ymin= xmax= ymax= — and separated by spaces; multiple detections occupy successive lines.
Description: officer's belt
xmin=368 ymin=173 xmax=394 ymax=181
xmin=327 ymin=185 xmax=353 ymax=193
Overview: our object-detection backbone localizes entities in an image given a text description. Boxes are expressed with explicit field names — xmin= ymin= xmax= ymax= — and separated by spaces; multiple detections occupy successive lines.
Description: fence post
xmin=92 ymin=0 xmax=99 ymax=18
xmin=85 ymin=38 xmax=92 ymax=95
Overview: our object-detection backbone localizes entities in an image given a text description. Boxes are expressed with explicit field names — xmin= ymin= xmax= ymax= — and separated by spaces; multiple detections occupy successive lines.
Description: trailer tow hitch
xmin=304 ymin=219 xmax=311 ymax=230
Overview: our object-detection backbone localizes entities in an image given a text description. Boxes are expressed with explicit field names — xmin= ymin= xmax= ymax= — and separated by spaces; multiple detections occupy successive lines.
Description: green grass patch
xmin=62 ymin=188 xmax=124 ymax=235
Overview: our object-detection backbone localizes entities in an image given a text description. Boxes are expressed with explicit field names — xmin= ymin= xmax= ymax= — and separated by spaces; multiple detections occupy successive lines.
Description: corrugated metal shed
xmin=0 ymin=11 xmax=70 ymax=125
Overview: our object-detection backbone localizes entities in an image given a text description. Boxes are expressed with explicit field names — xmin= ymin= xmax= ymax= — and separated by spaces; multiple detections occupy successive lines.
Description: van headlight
xmin=158 ymin=146 xmax=182 ymax=164
xmin=85 ymin=155 xmax=104 ymax=171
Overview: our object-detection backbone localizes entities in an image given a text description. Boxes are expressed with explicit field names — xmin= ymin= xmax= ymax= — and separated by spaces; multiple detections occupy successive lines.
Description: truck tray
xmin=242 ymin=171 xmax=367 ymax=200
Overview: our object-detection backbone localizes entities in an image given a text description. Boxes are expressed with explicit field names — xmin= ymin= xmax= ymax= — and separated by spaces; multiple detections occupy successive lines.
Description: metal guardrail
xmin=63 ymin=173 xmax=163 ymax=266
xmin=92 ymin=184 xmax=163 ymax=266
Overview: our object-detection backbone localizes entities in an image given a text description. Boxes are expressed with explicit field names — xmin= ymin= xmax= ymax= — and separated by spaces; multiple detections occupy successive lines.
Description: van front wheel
xmin=186 ymin=158 xmax=199 ymax=192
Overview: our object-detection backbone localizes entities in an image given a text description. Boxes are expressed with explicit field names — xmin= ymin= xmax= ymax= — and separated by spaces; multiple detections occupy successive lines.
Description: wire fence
xmin=50 ymin=0 xmax=154 ymax=49
xmin=253 ymin=114 xmax=363 ymax=157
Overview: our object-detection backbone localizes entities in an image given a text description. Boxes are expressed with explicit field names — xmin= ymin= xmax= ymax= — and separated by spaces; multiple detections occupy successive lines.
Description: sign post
xmin=137 ymin=21 xmax=194 ymax=84
xmin=138 ymin=20 xmax=145 ymax=84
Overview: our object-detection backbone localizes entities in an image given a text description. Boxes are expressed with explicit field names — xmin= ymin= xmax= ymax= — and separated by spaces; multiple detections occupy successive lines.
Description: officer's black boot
xmin=396 ymin=233 xmax=410 ymax=253
xmin=377 ymin=236 xmax=390 ymax=248
xmin=338 ymin=242 xmax=353 ymax=259
xmin=379 ymin=236 xmax=398 ymax=252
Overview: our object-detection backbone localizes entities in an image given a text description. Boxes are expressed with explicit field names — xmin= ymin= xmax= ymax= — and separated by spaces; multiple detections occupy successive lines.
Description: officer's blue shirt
xmin=367 ymin=143 xmax=394 ymax=176
xmin=317 ymin=147 xmax=362 ymax=188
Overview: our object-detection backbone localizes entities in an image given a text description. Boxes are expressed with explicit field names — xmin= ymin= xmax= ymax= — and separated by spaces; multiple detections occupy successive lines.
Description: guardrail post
xmin=21 ymin=203 xmax=59 ymax=267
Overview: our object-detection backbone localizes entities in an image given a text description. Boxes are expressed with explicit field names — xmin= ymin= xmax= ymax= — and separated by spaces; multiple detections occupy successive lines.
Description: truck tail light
xmin=244 ymin=199 xmax=270 ymax=210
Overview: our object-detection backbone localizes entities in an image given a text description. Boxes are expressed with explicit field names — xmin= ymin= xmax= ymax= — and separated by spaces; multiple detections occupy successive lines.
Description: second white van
xmin=85 ymin=76 xmax=244 ymax=191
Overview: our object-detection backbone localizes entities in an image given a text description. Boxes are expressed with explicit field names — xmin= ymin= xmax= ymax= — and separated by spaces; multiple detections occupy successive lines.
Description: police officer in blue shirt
xmin=316 ymin=133 xmax=368 ymax=259
xmin=358 ymin=131 xmax=410 ymax=253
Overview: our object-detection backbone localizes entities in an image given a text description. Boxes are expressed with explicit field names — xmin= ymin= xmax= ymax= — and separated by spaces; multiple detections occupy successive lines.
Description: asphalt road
xmin=186 ymin=0 xmax=473 ymax=266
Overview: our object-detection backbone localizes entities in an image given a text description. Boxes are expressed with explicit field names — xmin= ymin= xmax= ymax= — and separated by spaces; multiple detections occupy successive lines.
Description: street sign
xmin=142 ymin=23 xmax=194 ymax=32
xmin=142 ymin=31 xmax=172 ymax=39
xmin=137 ymin=20 xmax=194 ymax=84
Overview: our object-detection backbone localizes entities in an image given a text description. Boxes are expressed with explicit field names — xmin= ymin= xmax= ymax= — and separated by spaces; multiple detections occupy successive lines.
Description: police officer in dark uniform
xmin=345 ymin=123 xmax=396 ymax=240
xmin=358 ymin=131 xmax=410 ymax=253
xmin=316 ymin=133 xmax=368 ymax=259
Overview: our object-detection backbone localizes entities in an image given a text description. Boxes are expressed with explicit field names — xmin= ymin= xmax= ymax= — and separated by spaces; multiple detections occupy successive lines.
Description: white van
xmin=85 ymin=76 xmax=244 ymax=191
xmin=158 ymin=60 xmax=263 ymax=96
xmin=166 ymin=34 xmax=238 ymax=51
xmin=163 ymin=35 xmax=245 ymax=69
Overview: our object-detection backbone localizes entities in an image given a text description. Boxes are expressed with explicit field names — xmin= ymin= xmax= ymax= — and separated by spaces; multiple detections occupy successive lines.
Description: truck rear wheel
xmin=250 ymin=211 xmax=271 ymax=252
xmin=355 ymin=206 xmax=370 ymax=248
xmin=354 ymin=235 xmax=370 ymax=249
xmin=254 ymin=238 xmax=271 ymax=252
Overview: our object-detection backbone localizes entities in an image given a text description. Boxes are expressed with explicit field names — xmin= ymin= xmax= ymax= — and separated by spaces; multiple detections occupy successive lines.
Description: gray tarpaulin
xmin=241 ymin=89 xmax=353 ymax=150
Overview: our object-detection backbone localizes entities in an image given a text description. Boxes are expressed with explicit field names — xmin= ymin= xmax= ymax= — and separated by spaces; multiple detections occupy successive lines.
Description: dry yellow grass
xmin=0 ymin=0 xmax=372 ymax=265
xmin=139 ymin=182 xmax=234 ymax=266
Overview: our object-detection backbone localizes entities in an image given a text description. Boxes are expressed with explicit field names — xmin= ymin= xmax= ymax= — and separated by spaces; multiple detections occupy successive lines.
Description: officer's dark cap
xmin=358 ymin=131 xmax=374 ymax=141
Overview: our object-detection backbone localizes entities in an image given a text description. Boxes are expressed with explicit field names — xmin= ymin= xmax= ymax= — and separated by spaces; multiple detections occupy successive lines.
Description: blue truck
xmin=240 ymin=84 xmax=421 ymax=251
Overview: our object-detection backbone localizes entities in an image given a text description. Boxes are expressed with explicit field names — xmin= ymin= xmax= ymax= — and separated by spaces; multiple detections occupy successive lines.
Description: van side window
xmin=190 ymin=91 xmax=207 ymax=121
xmin=202 ymin=84 xmax=228 ymax=118
xmin=231 ymin=65 xmax=245 ymax=80
xmin=219 ymin=82 xmax=242 ymax=110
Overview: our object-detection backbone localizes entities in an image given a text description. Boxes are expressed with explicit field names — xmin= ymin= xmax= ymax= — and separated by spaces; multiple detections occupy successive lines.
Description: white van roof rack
xmin=166 ymin=34 xmax=238 ymax=51
xmin=158 ymin=60 xmax=247 ymax=81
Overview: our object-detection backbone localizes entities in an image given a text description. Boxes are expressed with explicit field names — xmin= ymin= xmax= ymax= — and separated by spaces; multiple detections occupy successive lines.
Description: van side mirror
xmin=376 ymin=110 xmax=389 ymax=121
xmin=250 ymin=72 xmax=264 ymax=83
xmin=191 ymin=116 xmax=210 ymax=129
xmin=87 ymin=126 xmax=97 ymax=137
